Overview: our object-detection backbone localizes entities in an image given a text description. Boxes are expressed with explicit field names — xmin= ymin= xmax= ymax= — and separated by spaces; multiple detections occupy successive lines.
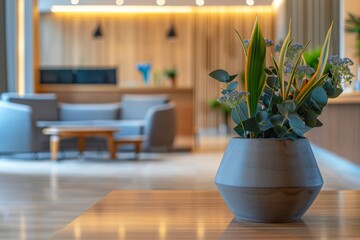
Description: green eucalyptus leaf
xmin=267 ymin=76 xmax=279 ymax=89
xmin=255 ymin=111 xmax=272 ymax=131
xmin=265 ymin=68 xmax=273 ymax=75
xmin=263 ymin=94 xmax=271 ymax=107
xmin=231 ymin=102 xmax=248 ymax=124
xmin=233 ymin=123 xmax=245 ymax=136
xmin=304 ymin=109 xmax=318 ymax=127
xmin=286 ymin=131 xmax=298 ymax=140
xmin=221 ymin=89 xmax=230 ymax=95
xmin=331 ymin=87 xmax=343 ymax=98
xmin=311 ymin=86 xmax=328 ymax=107
xmin=271 ymin=68 xmax=278 ymax=75
xmin=259 ymin=121 xmax=272 ymax=132
xmin=323 ymin=80 xmax=337 ymax=97
xmin=231 ymin=108 xmax=240 ymax=124
xmin=310 ymin=99 xmax=322 ymax=114
xmin=272 ymin=95 xmax=283 ymax=104
xmin=255 ymin=111 xmax=270 ymax=123
xmin=209 ymin=69 xmax=230 ymax=82
xmin=227 ymin=82 xmax=238 ymax=91
xmin=315 ymin=119 xmax=323 ymax=127
xmin=243 ymin=117 xmax=261 ymax=135
xmin=288 ymin=113 xmax=311 ymax=136
xmin=228 ymin=74 xmax=238 ymax=83
xmin=274 ymin=125 xmax=288 ymax=137
xmin=277 ymin=100 xmax=296 ymax=117
xmin=270 ymin=114 xmax=285 ymax=126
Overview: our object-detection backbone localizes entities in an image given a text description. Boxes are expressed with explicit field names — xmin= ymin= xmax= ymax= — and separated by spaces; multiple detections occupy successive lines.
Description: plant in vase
xmin=163 ymin=67 xmax=177 ymax=87
xmin=136 ymin=63 xmax=152 ymax=86
xmin=345 ymin=13 xmax=360 ymax=90
xmin=208 ymin=99 xmax=232 ymax=135
xmin=210 ymin=19 xmax=354 ymax=223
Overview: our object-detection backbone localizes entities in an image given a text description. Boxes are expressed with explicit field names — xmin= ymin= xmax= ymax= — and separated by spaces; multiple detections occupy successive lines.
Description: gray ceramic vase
xmin=215 ymin=138 xmax=323 ymax=223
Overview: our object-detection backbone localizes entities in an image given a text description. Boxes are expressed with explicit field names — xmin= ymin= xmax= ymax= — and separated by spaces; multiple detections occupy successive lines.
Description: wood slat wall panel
xmin=194 ymin=10 xmax=274 ymax=131
xmin=39 ymin=8 xmax=274 ymax=132
xmin=285 ymin=0 xmax=340 ymax=54
xmin=39 ymin=13 xmax=194 ymax=88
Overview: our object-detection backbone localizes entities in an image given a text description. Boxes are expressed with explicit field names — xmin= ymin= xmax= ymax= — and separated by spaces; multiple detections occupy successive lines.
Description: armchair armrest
xmin=143 ymin=103 xmax=176 ymax=151
xmin=0 ymin=102 xmax=35 ymax=153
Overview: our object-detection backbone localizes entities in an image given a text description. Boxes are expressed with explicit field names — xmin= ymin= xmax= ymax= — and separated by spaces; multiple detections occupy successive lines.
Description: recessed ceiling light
xmin=71 ymin=0 xmax=79 ymax=5
xmin=156 ymin=0 xmax=165 ymax=6
xmin=246 ymin=0 xmax=255 ymax=6
xmin=115 ymin=0 xmax=124 ymax=6
xmin=196 ymin=0 xmax=205 ymax=6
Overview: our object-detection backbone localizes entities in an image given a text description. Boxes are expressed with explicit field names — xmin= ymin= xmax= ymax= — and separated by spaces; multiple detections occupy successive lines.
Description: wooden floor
xmin=0 ymin=141 xmax=359 ymax=239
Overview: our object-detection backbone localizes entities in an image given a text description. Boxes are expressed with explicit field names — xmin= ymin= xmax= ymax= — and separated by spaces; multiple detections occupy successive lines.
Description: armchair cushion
xmin=59 ymin=103 xmax=121 ymax=121
xmin=121 ymin=94 xmax=168 ymax=120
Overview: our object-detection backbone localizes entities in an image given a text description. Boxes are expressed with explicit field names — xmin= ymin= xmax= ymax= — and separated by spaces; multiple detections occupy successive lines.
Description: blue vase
xmin=136 ymin=63 xmax=152 ymax=86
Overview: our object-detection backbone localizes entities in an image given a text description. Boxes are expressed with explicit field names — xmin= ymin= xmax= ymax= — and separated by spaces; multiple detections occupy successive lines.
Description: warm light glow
xmin=50 ymin=5 xmax=274 ymax=14
xmin=74 ymin=222 xmax=82 ymax=238
xmin=271 ymin=0 xmax=283 ymax=9
xmin=71 ymin=0 xmax=80 ymax=5
xmin=115 ymin=0 xmax=124 ymax=6
xmin=118 ymin=224 xmax=126 ymax=238
xmin=20 ymin=212 xmax=26 ymax=240
xmin=196 ymin=0 xmax=205 ymax=6
xmin=194 ymin=6 xmax=274 ymax=13
xmin=17 ymin=0 xmax=25 ymax=94
xmin=197 ymin=221 xmax=205 ymax=239
xmin=156 ymin=0 xmax=165 ymax=6
xmin=246 ymin=0 xmax=255 ymax=6
xmin=158 ymin=221 xmax=167 ymax=239
xmin=51 ymin=5 xmax=193 ymax=13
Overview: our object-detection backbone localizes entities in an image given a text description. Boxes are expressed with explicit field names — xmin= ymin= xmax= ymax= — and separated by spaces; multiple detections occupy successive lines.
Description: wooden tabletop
xmin=51 ymin=190 xmax=360 ymax=239
xmin=43 ymin=126 xmax=119 ymax=135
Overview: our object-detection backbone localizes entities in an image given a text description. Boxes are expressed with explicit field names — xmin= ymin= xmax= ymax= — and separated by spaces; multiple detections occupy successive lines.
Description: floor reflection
xmin=220 ymin=218 xmax=314 ymax=239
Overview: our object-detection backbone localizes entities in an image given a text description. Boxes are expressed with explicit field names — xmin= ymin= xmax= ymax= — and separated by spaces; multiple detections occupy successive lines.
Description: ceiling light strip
xmin=50 ymin=5 xmax=193 ymax=13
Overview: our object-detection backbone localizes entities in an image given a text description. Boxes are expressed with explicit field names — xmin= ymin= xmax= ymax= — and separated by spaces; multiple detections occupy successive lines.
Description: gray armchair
xmin=143 ymin=103 xmax=176 ymax=151
xmin=1 ymin=93 xmax=59 ymax=153
xmin=0 ymin=102 xmax=35 ymax=153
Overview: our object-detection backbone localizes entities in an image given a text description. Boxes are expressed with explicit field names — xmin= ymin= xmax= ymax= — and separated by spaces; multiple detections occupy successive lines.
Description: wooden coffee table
xmin=51 ymin=190 xmax=360 ymax=239
xmin=43 ymin=126 xmax=119 ymax=161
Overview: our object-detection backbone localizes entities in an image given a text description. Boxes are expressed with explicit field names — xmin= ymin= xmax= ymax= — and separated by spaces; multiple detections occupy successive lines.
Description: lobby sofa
xmin=0 ymin=93 xmax=176 ymax=154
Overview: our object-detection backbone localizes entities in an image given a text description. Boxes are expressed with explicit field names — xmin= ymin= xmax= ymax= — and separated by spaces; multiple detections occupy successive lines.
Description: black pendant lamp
xmin=167 ymin=24 xmax=177 ymax=39
xmin=93 ymin=23 xmax=103 ymax=39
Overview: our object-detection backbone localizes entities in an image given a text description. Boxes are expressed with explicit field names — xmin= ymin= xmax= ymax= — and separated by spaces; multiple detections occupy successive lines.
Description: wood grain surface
xmin=51 ymin=190 xmax=360 ymax=239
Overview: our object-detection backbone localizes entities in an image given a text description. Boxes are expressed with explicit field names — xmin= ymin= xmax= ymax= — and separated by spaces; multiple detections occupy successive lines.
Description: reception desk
xmin=39 ymin=85 xmax=194 ymax=138
xmin=306 ymin=92 xmax=360 ymax=165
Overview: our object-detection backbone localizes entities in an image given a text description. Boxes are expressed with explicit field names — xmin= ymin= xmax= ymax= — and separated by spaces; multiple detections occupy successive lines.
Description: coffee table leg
xmin=50 ymin=135 xmax=60 ymax=161
xmin=78 ymin=136 xmax=85 ymax=156
xmin=107 ymin=134 xmax=116 ymax=159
